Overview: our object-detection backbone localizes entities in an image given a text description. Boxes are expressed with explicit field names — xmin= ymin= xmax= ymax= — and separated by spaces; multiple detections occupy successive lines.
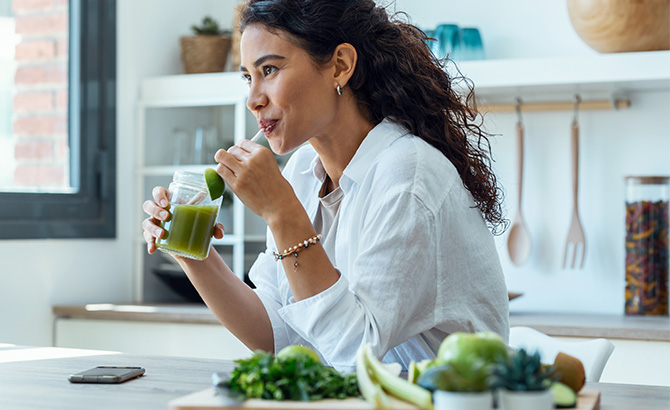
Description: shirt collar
xmin=303 ymin=118 xmax=410 ymax=191
xmin=341 ymin=118 xmax=410 ymax=189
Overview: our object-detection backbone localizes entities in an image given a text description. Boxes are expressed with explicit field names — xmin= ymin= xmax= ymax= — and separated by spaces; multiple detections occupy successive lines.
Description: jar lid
xmin=173 ymin=170 xmax=207 ymax=189
xmin=624 ymin=176 xmax=670 ymax=185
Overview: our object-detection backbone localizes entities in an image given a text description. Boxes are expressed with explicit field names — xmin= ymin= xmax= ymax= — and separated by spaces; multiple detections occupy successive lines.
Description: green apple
xmin=437 ymin=331 xmax=508 ymax=367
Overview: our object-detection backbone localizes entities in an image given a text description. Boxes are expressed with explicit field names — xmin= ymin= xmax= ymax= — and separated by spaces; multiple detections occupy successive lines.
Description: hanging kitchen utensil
xmin=507 ymin=98 xmax=532 ymax=266
xmin=563 ymin=95 xmax=587 ymax=269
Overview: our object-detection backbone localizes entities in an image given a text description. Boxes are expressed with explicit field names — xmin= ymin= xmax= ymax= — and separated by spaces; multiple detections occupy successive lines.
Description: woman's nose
xmin=246 ymin=83 xmax=268 ymax=112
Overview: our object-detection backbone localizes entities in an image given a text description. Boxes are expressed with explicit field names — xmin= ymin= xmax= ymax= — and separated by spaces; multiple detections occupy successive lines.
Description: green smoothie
xmin=156 ymin=204 xmax=219 ymax=260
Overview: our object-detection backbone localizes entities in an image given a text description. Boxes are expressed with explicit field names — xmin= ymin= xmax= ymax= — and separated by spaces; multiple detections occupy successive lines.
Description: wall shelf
xmin=453 ymin=50 xmax=670 ymax=99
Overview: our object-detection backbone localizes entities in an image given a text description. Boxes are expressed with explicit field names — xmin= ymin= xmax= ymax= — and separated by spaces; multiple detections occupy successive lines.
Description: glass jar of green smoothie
xmin=156 ymin=171 xmax=222 ymax=260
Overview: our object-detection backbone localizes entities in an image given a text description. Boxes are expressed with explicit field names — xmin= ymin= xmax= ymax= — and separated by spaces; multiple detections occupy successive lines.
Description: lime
xmin=204 ymin=168 xmax=225 ymax=201
xmin=276 ymin=345 xmax=321 ymax=363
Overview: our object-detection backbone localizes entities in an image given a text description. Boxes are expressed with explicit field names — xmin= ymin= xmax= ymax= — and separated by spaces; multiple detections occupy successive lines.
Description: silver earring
xmin=336 ymin=84 xmax=343 ymax=96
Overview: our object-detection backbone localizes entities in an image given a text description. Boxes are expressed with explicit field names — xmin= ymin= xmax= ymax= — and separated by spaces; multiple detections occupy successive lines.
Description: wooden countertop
xmin=2 ymin=344 xmax=669 ymax=409
xmin=52 ymin=304 xmax=670 ymax=342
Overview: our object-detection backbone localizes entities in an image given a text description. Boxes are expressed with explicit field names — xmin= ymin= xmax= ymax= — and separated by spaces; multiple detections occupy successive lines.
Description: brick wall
xmin=11 ymin=0 xmax=68 ymax=188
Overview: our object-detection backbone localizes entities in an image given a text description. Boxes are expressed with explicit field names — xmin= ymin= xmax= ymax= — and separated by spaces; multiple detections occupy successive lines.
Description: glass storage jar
xmin=624 ymin=176 xmax=669 ymax=316
xmin=156 ymin=171 xmax=222 ymax=260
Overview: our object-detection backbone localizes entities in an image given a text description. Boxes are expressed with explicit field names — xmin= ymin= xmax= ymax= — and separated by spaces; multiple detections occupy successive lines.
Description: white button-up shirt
xmin=249 ymin=119 xmax=509 ymax=372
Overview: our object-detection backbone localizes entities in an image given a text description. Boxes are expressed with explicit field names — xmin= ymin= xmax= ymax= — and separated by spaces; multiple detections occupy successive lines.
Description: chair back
xmin=508 ymin=326 xmax=614 ymax=382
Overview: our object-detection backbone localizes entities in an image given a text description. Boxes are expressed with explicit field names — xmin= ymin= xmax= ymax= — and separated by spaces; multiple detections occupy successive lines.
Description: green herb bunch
xmin=190 ymin=16 xmax=230 ymax=36
xmin=227 ymin=350 xmax=360 ymax=401
xmin=491 ymin=348 xmax=556 ymax=391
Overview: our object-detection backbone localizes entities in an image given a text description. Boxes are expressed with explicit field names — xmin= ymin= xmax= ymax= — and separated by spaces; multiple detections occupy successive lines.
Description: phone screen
xmin=68 ymin=366 xmax=145 ymax=383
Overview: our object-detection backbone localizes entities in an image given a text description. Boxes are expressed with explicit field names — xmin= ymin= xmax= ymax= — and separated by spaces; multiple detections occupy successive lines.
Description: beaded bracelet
xmin=273 ymin=234 xmax=322 ymax=270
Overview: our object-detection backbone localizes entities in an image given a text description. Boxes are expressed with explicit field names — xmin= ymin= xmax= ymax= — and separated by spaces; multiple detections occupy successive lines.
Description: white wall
xmin=393 ymin=0 xmax=595 ymax=59
xmin=2 ymin=0 xmax=668 ymax=347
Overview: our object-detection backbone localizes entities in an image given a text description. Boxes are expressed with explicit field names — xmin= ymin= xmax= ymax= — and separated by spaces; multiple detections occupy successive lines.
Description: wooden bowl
xmin=567 ymin=0 xmax=670 ymax=53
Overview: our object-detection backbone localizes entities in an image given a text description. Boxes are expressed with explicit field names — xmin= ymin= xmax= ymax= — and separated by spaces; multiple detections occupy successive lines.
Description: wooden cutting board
xmin=168 ymin=388 xmax=600 ymax=410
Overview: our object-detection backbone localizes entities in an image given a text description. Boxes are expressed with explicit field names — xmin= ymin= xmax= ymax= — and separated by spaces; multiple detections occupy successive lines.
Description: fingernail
xmin=160 ymin=210 xmax=168 ymax=219
xmin=155 ymin=228 xmax=162 ymax=238
xmin=161 ymin=199 xmax=168 ymax=207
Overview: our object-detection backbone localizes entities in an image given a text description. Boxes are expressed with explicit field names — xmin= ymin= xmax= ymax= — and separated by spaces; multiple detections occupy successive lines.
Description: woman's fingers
xmin=141 ymin=185 xmax=172 ymax=255
xmin=142 ymin=217 xmax=163 ymax=255
xmin=142 ymin=199 xmax=170 ymax=220
xmin=142 ymin=217 xmax=164 ymax=240
xmin=152 ymin=186 xmax=170 ymax=207
xmin=213 ymin=222 xmax=225 ymax=239
xmin=143 ymin=230 xmax=157 ymax=254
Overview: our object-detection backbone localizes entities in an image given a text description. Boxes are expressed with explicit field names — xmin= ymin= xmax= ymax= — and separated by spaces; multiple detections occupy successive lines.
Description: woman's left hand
xmin=214 ymin=140 xmax=298 ymax=224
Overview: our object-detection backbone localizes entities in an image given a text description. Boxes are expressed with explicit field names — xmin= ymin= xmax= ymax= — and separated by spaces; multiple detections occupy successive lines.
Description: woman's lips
xmin=259 ymin=119 xmax=278 ymax=135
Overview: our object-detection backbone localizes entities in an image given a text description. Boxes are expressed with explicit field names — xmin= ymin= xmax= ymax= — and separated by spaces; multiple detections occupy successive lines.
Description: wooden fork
xmin=563 ymin=117 xmax=586 ymax=269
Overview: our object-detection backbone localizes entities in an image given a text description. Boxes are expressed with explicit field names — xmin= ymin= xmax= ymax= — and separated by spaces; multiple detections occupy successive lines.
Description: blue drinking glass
xmin=433 ymin=23 xmax=460 ymax=60
xmin=456 ymin=27 xmax=485 ymax=61
xmin=422 ymin=28 xmax=436 ymax=52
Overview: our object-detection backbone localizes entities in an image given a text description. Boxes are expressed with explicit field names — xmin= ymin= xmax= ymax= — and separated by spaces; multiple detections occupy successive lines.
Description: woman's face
xmin=240 ymin=24 xmax=337 ymax=155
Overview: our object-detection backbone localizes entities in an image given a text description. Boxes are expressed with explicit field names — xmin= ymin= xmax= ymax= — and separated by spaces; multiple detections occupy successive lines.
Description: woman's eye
xmin=263 ymin=66 xmax=277 ymax=76
xmin=241 ymin=73 xmax=251 ymax=85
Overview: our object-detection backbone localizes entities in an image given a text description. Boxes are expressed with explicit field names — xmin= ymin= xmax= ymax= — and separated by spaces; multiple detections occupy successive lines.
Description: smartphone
xmin=68 ymin=366 xmax=145 ymax=384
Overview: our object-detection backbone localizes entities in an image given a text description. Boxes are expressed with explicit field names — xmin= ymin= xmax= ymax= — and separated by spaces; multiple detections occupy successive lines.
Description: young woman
xmin=142 ymin=0 xmax=509 ymax=372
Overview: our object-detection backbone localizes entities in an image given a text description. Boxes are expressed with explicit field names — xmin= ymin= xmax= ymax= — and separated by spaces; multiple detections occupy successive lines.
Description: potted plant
xmin=417 ymin=360 xmax=493 ymax=410
xmin=180 ymin=16 xmax=232 ymax=74
xmin=492 ymin=348 xmax=556 ymax=410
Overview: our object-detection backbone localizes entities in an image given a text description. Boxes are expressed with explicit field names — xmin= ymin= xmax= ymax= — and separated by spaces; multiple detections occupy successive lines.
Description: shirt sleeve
xmin=248 ymin=228 xmax=296 ymax=354
xmin=277 ymin=189 xmax=438 ymax=370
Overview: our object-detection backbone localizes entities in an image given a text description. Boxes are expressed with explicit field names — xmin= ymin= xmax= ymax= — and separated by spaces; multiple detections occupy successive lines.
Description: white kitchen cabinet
xmin=54 ymin=318 xmax=251 ymax=361
xmin=134 ymin=72 xmax=266 ymax=302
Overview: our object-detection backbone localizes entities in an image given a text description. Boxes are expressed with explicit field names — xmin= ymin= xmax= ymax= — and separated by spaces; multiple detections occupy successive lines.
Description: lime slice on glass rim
xmin=204 ymin=168 xmax=225 ymax=201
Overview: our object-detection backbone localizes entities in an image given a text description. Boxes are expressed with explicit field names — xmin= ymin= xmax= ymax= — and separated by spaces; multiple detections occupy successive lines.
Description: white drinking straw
xmin=250 ymin=129 xmax=264 ymax=143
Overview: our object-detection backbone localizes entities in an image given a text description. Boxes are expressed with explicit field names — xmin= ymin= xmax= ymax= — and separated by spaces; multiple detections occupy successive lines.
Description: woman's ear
xmin=331 ymin=43 xmax=357 ymax=89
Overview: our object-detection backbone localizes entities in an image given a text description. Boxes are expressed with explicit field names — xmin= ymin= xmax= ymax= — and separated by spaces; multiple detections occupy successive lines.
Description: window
xmin=0 ymin=0 xmax=115 ymax=239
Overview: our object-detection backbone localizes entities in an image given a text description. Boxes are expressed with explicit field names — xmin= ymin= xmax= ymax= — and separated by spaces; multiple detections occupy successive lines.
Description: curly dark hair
xmin=240 ymin=0 xmax=507 ymax=234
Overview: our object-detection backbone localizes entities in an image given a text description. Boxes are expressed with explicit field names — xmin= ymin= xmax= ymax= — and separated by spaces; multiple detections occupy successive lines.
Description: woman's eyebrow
xmin=240 ymin=54 xmax=286 ymax=72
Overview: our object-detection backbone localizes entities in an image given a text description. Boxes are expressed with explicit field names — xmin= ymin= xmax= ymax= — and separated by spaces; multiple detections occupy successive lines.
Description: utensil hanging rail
xmin=480 ymin=98 xmax=630 ymax=113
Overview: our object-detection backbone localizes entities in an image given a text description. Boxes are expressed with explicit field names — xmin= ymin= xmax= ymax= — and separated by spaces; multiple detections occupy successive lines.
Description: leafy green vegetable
xmin=227 ymin=350 xmax=359 ymax=401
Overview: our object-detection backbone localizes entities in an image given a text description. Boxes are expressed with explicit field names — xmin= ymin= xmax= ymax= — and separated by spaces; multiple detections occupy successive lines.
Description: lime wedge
xmin=204 ymin=168 xmax=225 ymax=201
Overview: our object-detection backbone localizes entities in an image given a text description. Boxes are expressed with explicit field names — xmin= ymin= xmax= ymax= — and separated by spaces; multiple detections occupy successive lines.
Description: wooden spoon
xmin=507 ymin=121 xmax=532 ymax=266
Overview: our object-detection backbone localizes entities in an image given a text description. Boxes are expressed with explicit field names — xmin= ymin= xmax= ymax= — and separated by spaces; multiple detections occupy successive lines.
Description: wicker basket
xmin=180 ymin=35 xmax=232 ymax=74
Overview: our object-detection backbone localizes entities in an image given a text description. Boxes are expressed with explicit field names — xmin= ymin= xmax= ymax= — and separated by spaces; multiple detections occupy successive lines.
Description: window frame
xmin=0 ymin=0 xmax=116 ymax=239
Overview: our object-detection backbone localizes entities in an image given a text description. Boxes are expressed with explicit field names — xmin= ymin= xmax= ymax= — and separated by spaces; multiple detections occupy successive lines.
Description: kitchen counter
xmin=2 ymin=344 xmax=669 ymax=409
xmin=53 ymin=303 xmax=219 ymax=325
xmin=509 ymin=311 xmax=670 ymax=342
xmin=53 ymin=304 xmax=670 ymax=341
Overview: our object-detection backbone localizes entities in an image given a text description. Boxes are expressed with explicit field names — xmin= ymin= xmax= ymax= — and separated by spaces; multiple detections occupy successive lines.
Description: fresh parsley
xmin=227 ymin=350 xmax=360 ymax=401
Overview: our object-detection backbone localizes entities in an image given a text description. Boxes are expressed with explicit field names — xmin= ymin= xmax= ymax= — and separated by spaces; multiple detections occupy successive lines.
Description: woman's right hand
xmin=141 ymin=186 xmax=225 ymax=255
xmin=142 ymin=186 xmax=171 ymax=255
